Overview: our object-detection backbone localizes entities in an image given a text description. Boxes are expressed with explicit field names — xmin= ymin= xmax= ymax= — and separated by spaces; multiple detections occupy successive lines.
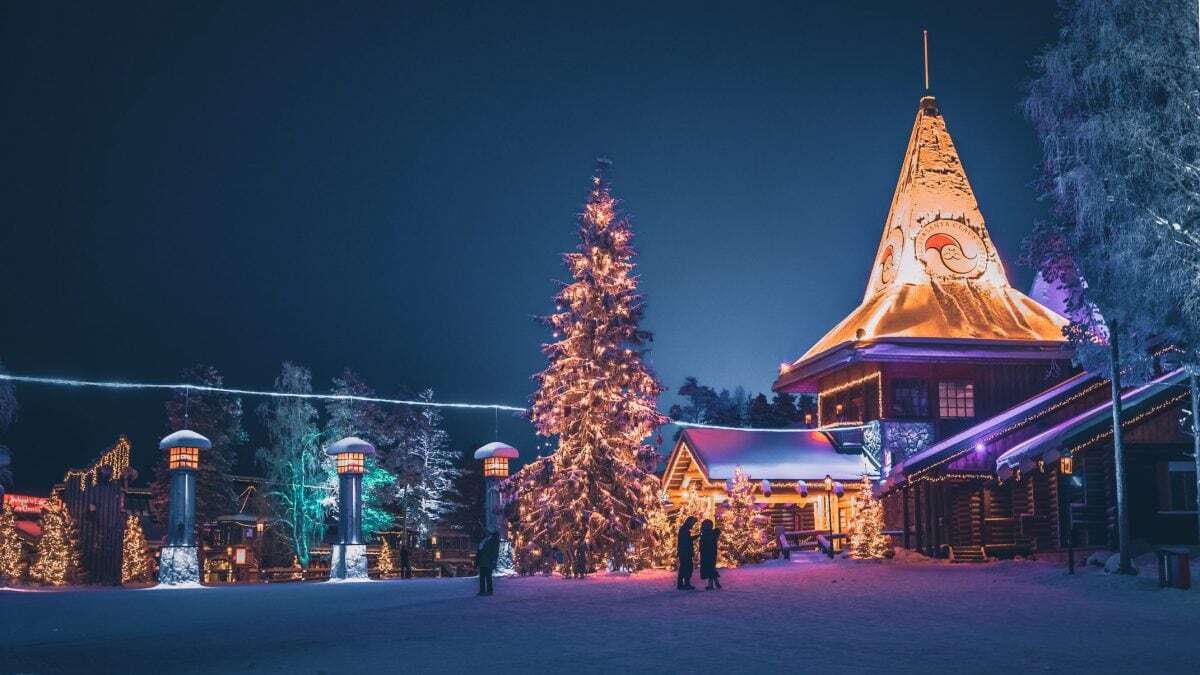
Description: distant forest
xmin=666 ymin=377 xmax=816 ymax=429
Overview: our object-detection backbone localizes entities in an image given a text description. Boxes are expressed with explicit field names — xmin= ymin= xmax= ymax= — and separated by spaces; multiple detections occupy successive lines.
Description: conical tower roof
xmin=778 ymin=96 xmax=1067 ymax=387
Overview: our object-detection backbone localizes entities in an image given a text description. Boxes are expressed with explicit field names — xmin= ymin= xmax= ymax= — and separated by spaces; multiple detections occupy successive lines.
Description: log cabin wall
xmin=61 ymin=467 xmax=127 ymax=585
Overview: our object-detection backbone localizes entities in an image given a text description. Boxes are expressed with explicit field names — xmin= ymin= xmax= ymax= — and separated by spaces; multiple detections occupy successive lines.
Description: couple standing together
xmin=676 ymin=516 xmax=722 ymax=591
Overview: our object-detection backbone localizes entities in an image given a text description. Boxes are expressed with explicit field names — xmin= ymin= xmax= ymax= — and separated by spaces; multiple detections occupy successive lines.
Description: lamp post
xmin=158 ymin=429 xmax=209 ymax=585
xmin=326 ymin=436 xmax=375 ymax=580
xmin=823 ymin=475 xmax=834 ymax=532
xmin=474 ymin=441 xmax=519 ymax=574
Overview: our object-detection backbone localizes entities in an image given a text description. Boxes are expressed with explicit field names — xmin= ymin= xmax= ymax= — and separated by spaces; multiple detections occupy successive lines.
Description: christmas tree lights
xmin=0 ymin=503 xmax=25 ymax=585
xmin=377 ymin=537 xmax=395 ymax=577
xmin=121 ymin=514 xmax=153 ymax=584
xmin=848 ymin=475 xmax=889 ymax=559
xmin=29 ymin=496 xmax=82 ymax=586
xmin=718 ymin=467 xmax=772 ymax=565
xmin=507 ymin=161 xmax=667 ymax=575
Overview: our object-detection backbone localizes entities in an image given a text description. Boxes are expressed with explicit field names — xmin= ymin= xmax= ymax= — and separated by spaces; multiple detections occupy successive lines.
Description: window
xmin=891 ymin=379 xmax=929 ymax=418
xmin=938 ymin=381 xmax=975 ymax=418
xmin=1168 ymin=463 xmax=1198 ymax=512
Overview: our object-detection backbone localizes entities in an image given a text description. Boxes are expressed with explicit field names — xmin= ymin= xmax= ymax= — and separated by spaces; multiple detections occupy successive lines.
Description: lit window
xmin=937 ymin=382 xmax=975 ymax=418
xmin=336 ymin=452 xmax=365 ymax=474
xmin=168 ymin=446 xmax=200 ymax=470
xmin=483 ymin=457 xmax=509 ymax=478
xmin=891 ymin=379 xmax=929 ymax=417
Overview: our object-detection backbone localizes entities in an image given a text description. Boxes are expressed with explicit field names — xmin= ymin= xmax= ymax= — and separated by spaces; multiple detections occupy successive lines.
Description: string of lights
xmin=0 ymin=371 xmax=866 ymax=435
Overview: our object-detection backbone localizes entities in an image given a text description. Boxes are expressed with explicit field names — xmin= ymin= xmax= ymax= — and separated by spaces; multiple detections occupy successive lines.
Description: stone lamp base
xmin=330 ymin=544 xmax=368 ymax=580
xmin=158 ymin=546 xmax=200 ymax=585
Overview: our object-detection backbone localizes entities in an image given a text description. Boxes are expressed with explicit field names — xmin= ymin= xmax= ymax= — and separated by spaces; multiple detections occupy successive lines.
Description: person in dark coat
xmin=477 ymin=530 xmax=500 ymax=595
xmin=676 ymin=516 xmax=698 ymax=590
xmin=399 ymin=545 xmax=412 ymax=579
xmin=699 ymin=519 xmax=721 ymax=590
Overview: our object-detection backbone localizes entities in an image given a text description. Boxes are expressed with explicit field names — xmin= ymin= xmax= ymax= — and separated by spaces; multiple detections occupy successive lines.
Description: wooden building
xmin=663 ymin=93 xmax=1197 ymax=560
xmin=55 ymin=436 xmax=135 ymax=585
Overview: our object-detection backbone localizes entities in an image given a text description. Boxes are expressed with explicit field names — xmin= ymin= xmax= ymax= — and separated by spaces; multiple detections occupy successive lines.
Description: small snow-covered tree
xmin=121 ymin=514 xmax=153 ymax=584
xmin=848 ymin=475 xmax=888 ymax=560
xmin=718 ymin=467 xmax=772 ymax=565
xmin=257 ymin=363 xmax=331 ymax=567
xmin=401 ymin=390 xmax=461 ymax=543
xmin=29 ymin=497 xmax=82 ymax=586
xmin=0 ymin=503 xmax=24 ymax=585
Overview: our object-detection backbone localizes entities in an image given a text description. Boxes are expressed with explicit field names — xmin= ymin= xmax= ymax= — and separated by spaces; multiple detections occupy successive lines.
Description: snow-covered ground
xmin=3 ymin=554 xmax=1198 ymax=674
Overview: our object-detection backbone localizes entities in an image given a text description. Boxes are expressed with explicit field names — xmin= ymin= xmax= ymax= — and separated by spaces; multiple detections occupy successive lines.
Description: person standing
xmin=399 ymin=545 xmax=412 ymax=579
xmin=676 ymin=516 xmax=698 ymax=590
xmin=699 ymin=519 xmax=721 ymax=590
xmin=477 ymin=530 xmax=499 ymax=596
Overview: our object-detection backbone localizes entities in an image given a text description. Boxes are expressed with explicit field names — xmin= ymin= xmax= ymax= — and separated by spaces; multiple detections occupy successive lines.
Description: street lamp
xmin=158 ymin=429 xmax=210 ymax=585
xmin=823 ymin=475 xmax=833 ymax=532
xmin=474 ymin=441 xmax=519 ymax=574
xmin=326 ymin=436 xmax=376 ymax=580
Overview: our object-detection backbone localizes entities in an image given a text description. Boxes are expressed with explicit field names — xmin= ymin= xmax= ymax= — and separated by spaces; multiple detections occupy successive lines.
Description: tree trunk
xmin=1109 ymin=331 xmax=1134 ymax=574
xmin=1191 ymin=370 xmax=1200 ymax=544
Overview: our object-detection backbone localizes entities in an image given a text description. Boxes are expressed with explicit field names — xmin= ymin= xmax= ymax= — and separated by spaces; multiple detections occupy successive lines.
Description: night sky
xmin=1 ymin=1 xmax=1060 ymax=493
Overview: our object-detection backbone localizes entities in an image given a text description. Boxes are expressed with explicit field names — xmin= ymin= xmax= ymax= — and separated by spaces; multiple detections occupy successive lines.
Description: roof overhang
xmin=775 ymin=337 xmax=1072 ymax=393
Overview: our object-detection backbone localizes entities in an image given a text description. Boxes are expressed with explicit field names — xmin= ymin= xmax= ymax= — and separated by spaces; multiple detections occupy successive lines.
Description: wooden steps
xmin=949 ymin=545 xmax=987 ymax=563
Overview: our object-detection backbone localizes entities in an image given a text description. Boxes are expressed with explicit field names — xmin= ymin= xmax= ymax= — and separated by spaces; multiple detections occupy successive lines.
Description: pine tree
xmin=121 ymin=513 xmax=153 ymax=584
xmin=377 ymin=537 xmax=395 ymax=577
xmin=29 ymin=497 xmax=82 ymax=586
xmin=402 ymin=390 xmax=461 ymax=543
xmin=0 ymin=503 xmax=24 ymax=585
xmin=257 ymin=363 xmax=330 ymax=567
xmin=0 ymin=359 xmax=17 ymax=490
xmin=509 ymin=160 xmax=667 ymax=574
xmin=718 ymin=467 xmax=772 ymax=565
xmin=848 ymin=475 xmax=889 ymax=560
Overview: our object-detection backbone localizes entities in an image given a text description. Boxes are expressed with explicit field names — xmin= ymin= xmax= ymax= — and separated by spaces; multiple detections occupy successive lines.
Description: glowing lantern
xmin=161 ymin=429 xmax=208 ymax=472
xmin=475 ymin=442 xmax=519 ymax=479
xmin=157 ymin=429 xmax=211 ymax=584
xmin=824 ymin=475 xmax=834 ymax=493
xmin=336 ymin=452 xmax=366 ymax=475
xmin=1060 ymin=454 xmax=1074 ymax=475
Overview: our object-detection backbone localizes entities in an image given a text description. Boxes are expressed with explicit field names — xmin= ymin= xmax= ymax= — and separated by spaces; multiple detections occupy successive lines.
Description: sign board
xmin=3 ymin=493 xmax=49 ymax=514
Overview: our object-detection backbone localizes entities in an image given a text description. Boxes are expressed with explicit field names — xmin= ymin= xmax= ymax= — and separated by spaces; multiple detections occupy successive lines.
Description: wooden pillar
xmin=913 ymin=482 xmax=924 ymax=552
xmin=902 ymin=485 xmax=911 ymax=549
xmin=925 ymin=482 xmax=937 ymax=557
xmin=981 ymin=485 xmax=991 ymax=546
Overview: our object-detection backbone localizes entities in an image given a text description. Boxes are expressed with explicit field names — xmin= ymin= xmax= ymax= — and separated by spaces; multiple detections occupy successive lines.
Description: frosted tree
xmin=257 ymin=363 xmax=331 ymax=567
xmin=121 ymin=514 xmax=153 ymax=584
xmin=29 ymin=497 xmax=82 ymax=586
xmin=0 ymin=503 xmax=24 ymax=585
xmin=508 ymin=159 xmax=667 ymax=575
xmin=848 ymin=475 xmax=888 ymax=559
xmin=719 ymin=467 xmax=772 ymax=565
xmin=325 ymin=370 xmax=400 ymax=540
xmin=401 ymin=390 xmax=461 ymax=543
xmin=1023 ymin=0 xmax=1192 ymax=573
xmin=0 ymin=359 xmax=17 ymax=490
xmin=152 ymin=365 xmax=246 ymax=530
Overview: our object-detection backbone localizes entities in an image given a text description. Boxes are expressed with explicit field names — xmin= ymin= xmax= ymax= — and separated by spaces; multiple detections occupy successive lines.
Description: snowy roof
xmin=897 ymin=371 xmax=1097 ymax=476
xmin=678 ymin=428 xmax=867 ymax=481
xmin=474 ymin=441 xmax=519 ymax=460
xmin=324 ymin=436 xmax=376 ymax=457
xmin=159 ymin=429 xmax=212 ymax=450
xmin=994 ymin=368 xmax=1187 ymax=479
xmin=776 ymin=96 xmax=1066 ymax=389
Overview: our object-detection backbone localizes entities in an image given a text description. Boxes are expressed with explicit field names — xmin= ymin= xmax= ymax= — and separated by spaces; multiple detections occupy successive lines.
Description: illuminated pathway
xmin=2 ymin=558 xmax=1197 ymax=673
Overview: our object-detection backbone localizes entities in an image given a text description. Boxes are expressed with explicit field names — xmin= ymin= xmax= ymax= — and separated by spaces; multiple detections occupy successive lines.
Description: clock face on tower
xmin=915 ymin=219 xmax=988 ymax=280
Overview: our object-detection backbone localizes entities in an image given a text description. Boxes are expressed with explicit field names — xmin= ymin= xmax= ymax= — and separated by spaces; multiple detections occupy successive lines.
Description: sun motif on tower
xmin=915 ymin=219 xmax=987 ymax=280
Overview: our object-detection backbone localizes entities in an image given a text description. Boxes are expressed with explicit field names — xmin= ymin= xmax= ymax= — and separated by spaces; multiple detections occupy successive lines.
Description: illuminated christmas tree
xmin=718 ymin=467 xmax=772 ymax=565
xmin=377 ymin=537 xmax=395 ymax=577
xmin=645 ymin=491 xmax=677 ymax=568
xmin=29 ymin=497 xmax=82 ymax=586
xmin=848 ymin=475 xmax=889 ymax=559
xmin=0 ymin=503 xmax=25 ymax=586
xmin=121 ymin=514 xmax=153 ymax=584
xmin=508 ymin=160 xmax=667 ymax=574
